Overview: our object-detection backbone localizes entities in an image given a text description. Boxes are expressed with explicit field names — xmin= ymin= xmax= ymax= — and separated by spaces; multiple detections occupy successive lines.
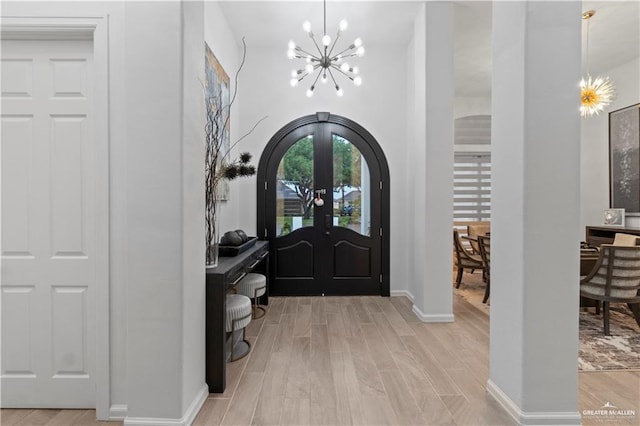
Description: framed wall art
xmin=205 ymin=42 xmax=231 ymax=200
xmin=609 ymin=103 xmax=640 ymax=215
xmin=603 ymin=208 xmax=625 ymax=226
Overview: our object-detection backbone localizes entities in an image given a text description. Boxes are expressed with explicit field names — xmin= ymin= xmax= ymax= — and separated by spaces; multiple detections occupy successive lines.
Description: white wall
xmin=581 ymin=56 xmax=640 ymax=231
xmin=234 ymin=42 xmax=411 ymax=292
xmin=181 ymin=0 xmax=207 ymax=416
xmin=1 ymin=1 xmax=207 ymax=423
xmin=454 ymin=96 xmax=491 ymax=119
xmin=123 ymin=1 xmax=207 ymax=422
xmin=203 ymin=1 xmax=243 ymax=238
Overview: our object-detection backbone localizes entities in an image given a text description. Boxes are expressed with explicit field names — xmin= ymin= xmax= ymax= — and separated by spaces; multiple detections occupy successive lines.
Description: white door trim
xmin=1 ymin=16 xmax=111 ymax=420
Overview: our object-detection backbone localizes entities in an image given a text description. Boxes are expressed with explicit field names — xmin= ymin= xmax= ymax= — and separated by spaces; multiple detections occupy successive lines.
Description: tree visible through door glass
xmin=333 ymin=135 xmax=371 ymax=236
xmin=276 ymin=135 xmax=314 ymax=236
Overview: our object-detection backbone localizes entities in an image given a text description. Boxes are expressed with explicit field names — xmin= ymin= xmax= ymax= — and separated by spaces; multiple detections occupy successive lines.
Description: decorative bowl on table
xmin=219 ymin=229 xmax=257 ymax=256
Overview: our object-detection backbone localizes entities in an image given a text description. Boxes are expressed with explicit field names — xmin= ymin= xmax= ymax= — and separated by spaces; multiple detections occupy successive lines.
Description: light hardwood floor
xmin=2 ymin=294 xmax=639 ymax=425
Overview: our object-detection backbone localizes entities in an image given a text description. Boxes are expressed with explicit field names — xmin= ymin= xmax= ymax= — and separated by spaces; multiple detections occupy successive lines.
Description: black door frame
xmin=257 ymin=112 xmax=390 ymax=296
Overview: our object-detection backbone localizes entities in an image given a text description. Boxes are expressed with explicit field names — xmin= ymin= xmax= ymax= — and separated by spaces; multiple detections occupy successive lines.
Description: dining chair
xmin=580 ymin=244 xmax=640 ymax=335
xmin=612 ymin=233 xmax=640 ymax=246
xmin=453 ymin=229 xmax=484 ymax=288
xmin=467 ymin=222 xmax=490 ymax=255
xmin=477 ymin=235 xmax=491 ymax=303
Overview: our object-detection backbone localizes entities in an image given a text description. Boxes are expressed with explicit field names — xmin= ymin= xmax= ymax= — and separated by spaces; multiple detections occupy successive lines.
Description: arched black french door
xmin=257 ymin=112 xmax=390 ymax=296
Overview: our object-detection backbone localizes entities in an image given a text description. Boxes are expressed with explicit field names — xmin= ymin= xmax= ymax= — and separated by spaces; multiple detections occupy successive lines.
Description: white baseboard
xmin=411 ymin=304 xmax=455 ymax=323
xmin=109 ymin=404 xmax=128 ymax=421
xmin=486 ymin=379 xmax=581 ymax=425
xmin=390 ymin=289 xmax=414 ymax=302
xmin=123 ymin=384 xmax=208 ymax=426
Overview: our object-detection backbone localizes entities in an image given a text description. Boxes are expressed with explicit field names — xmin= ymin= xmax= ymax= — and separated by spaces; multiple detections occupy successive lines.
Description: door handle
xmin=325 ymin=214 xmax=332 ymax=235
xmin=314 ymin=189 xmax=326 ymax=207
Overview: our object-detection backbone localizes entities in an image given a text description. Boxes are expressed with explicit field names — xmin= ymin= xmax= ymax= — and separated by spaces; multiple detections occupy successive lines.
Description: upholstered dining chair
xmin=477 ymin=235 xmax=491 ymax=304
xmin=453 ymin=229 xmax=484 ymax=288
xmin=612 ymin=233 xmax=640 ymax=246
xmin=580 ymin=244 xmax=640 ymax=335
xmin=467 ymin=222 xmax=490 ymax=255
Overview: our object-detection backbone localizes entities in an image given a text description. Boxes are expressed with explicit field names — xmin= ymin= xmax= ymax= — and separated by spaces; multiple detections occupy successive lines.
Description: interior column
xmin=488 ymin=2 xmax=582 ymax=424
xmin=411 ymin=1 xmax=455 ymax=322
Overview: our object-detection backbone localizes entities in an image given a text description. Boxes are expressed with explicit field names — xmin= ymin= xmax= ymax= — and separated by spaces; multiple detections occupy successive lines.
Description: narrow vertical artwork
xmin=610 ymin=104 xmax=640 ymax=214
xmin=205 ymin=42 xmax=231 ymax=200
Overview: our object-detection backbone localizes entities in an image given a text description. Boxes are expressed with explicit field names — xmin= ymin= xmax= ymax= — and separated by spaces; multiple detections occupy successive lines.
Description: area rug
xmin=453 ymin=271 xmax=640 ymax=371
xmin=578 ymin=308 xmax=640 ymax=371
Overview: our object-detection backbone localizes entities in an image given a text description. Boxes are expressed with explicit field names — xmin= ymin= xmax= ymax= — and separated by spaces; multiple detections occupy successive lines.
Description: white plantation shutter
xmin=453 ymin=153 xmax=491 ymax=221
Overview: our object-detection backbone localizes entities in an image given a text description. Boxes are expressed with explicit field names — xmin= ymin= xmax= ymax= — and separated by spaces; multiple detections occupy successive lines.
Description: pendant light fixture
xmin=287 ymin=0 xmax=364 ymax=97
xmin=580 ymin=10 xmax=615 ymax=117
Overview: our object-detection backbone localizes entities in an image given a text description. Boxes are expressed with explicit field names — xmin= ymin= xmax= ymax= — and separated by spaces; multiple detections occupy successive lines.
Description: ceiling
xmin=217 ymin=1 xmax=640 ymax=98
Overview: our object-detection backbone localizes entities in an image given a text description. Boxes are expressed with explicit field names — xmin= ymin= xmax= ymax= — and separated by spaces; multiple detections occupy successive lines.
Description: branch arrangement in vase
xmin=204 ymin=37 xmax=267 ymax=267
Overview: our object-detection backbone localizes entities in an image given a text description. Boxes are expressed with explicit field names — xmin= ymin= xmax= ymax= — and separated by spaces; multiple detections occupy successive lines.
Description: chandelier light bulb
xmin=291 ymin=70 xmax=298 ymax=78
xmin=356 ymin=46 xmax=365 ymax=57
xmin=340 ymin=62 xmax=350 ymax=72
xmin=306 ymin=56 xmax=312 ymax=63
xmin=322 ymin=34 xmax=331 ymax=46
xmin=288 ymin=40 xmax=296 ymax=50
xmin=305 ymin=63 xmax=314 ymax=73
xmin=287 ymin=49 xmax=295 ymax=59
xmin=336 ymin=87 xmax=344 ymax=97
xmin=354 ymin=38 xmax=362 ymax=48
xmin=306 ymin=87 xmax=314 ymax=97
xmin=290 ymin=78 xmax=299 ymax=87
xmin=322 ymin=74 xmax=328 ymax=83
xmin=353 ymin=76 xmax=362 ymax=86
xmin=352 ymin=66 xmax=359 ymax=74
xmin=303 ymin=21 xmax=311 ymax=33
xmin=339 ymin=19 xmax=348 ymax=32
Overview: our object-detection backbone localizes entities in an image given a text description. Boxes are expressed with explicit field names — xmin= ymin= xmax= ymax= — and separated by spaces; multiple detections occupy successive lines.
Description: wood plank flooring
xmin=2 ymin=294 xmax=638 ymax=425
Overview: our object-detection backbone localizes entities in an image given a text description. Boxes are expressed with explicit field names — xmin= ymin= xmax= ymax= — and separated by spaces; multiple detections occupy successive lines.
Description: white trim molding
xmin=109 ymin=404 xmax=128 ymax=421
xmin=123 ymin=385 xmax=208 ymax=426
xmin=390 ymin=290 xmax=415 ymax=302
xmin=412 ymin=304 xmax=455 ymax=323
xmin=487 ymin=380 xmax=582 ymax=425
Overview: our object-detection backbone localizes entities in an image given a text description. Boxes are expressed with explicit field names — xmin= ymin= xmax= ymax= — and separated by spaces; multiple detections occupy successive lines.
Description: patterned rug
xmin=453 ymin=271 xmax=640 ymax=371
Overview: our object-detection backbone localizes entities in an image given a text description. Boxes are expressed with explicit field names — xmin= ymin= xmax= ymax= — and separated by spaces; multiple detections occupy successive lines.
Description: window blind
xmin=454 ymin=153 xmax=491 ymax=222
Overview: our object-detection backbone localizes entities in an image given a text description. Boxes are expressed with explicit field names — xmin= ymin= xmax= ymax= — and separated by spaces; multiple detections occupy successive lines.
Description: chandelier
xmin=580 ymin=10 xmax=615 ymax=117
xmin=287 ymin=0 xmax=364 ymax=97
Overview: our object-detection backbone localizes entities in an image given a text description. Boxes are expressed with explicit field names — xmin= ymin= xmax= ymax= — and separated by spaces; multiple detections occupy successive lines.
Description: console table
xmin=585 ymin=225 xmax=640 ymax=247
xmin=205 ymin=240 xmax=269 ymax=393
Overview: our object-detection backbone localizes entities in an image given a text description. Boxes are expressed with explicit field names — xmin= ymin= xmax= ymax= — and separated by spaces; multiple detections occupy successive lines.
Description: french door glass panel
xmin=332 ymin=135 xmax=371 ymax=236
xmin=276 ymin=135 xmax=313 ymax=236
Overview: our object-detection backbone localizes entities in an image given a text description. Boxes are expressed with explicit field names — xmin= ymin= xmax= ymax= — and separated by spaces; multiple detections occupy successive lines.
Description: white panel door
xmin=1 ymin=39 xmax=96 ymax=408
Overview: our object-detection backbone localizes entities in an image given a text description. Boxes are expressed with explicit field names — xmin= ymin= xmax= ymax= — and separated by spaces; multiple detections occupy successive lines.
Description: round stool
xmin=235 ymin=273 xmax=267 ymax=319
xmin=225 ymin=294 xmax=252 ymax=362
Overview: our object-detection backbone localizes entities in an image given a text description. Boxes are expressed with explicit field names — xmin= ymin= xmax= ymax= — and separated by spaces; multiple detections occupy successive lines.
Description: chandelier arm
xmin=327 ymin=67 xmax=340 ymax=87
xmin=310 ymin=35 xmax=325 ymax=57
xmin=331 ymin=45 xmax=356 ymax=60
xmin=327 ymin=31 xmax=341 ymax=58
xmin=297 ymin=71 xmax=311 ymax=82
xmin=329 ymin=63 xmax=355 ymax=80
xmin=310 ymin=68 xmax=323 ymax=88
xmin=295 ymin=46 xmax=321 ymax=61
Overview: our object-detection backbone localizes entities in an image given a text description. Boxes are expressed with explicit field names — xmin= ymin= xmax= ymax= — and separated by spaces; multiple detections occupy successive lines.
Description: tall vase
xmin=206 ymin=239 xmax=219 ymax=268
xmin=206 ymin=198 xmax=220 ymax=268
